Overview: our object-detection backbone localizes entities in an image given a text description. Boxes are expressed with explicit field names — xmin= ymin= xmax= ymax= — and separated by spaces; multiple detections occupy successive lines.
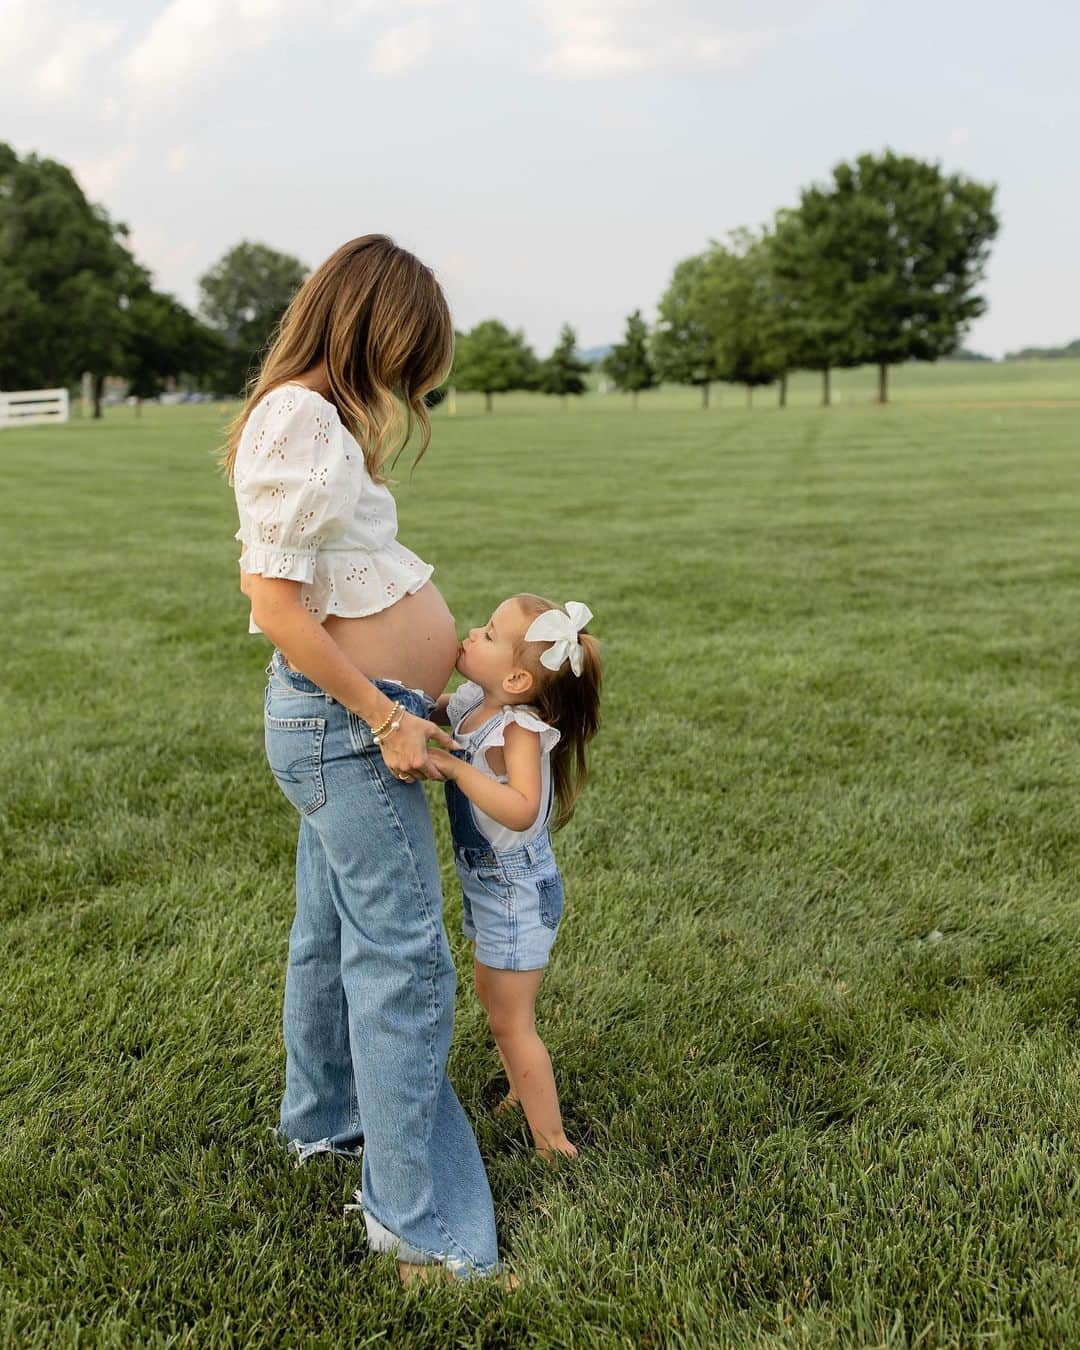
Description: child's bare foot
xmin=492 ymin=1092 xmax=521 ymax=1118
xmin=534 ymin=1133 xmax=579 ymax=1165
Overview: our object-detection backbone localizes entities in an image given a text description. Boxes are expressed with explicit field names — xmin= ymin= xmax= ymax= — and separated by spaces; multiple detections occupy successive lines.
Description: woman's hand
xmin=378 ymin=710 xmax=460 ymax=783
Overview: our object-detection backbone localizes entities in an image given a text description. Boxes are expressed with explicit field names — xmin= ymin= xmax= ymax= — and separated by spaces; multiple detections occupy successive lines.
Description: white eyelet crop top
xmin=232 ymin=384 xmax=434 ymax=634
xmin=447 ymin=680 xmax=562 ymax=851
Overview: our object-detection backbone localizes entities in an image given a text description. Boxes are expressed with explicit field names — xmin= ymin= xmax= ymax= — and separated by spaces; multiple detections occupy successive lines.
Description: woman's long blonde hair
xmin=221 ymin=234 xmax=453 ymax=483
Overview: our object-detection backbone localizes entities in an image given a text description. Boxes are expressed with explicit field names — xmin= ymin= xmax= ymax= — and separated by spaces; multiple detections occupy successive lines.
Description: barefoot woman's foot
xmin=398 ymin=1260 xmax=452 ymax=1288
xmin=397 ymin=1261 xmax=521 ymax=1290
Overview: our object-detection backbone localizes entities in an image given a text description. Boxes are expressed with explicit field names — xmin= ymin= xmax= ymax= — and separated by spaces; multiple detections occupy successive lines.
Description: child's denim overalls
xmin=444 ymin=700 xmax=565 ymax=971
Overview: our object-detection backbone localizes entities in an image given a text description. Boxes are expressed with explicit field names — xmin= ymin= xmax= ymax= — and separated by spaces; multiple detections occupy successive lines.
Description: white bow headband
xmin=524 ymin=601 xmax=593 ymax=677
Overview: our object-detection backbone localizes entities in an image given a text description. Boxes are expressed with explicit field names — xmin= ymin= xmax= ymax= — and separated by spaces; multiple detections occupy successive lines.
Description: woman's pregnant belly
xmin=323 ymin=580 xmax=459 ymax=702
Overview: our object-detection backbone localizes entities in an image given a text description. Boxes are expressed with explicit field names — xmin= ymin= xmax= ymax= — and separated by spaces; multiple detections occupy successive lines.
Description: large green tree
xmin=604 ymin=309 xmax=655 ymax=410
xmin=652 ymin=254 xmax=725 ymax=408
xmin=538 ymin=323 xmax=589 ymax=404
xmin=0 ymin=141 xmax=217 ymax=415
xmin=785 ymin=151 xmax=999 ymax=403
xmin=686 ymin=232 xmax=781 ymax=409
xmin=0 ymin=142 xmax=140 ymax=413
xmin=197 ymin=241 xmax=308 ymax=395
xmin=124 ymin=288 xmax=225 ymax=407
xmin=451 ymin=319 xmax=538 ymax=412
xmin=768 ymin=205 xmax=860 ymax=406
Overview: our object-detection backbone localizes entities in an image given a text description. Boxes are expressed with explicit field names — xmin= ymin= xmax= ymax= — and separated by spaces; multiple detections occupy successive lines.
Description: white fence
xmin=0 ymin=388 xmax=70 ymax=428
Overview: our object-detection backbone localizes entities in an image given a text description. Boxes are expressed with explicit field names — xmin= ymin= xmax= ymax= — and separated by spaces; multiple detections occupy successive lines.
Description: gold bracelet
xmin=369 ymin=702 xmax=402 ymax=739
xmin=374 ymin=715 xmax=404 ymax=746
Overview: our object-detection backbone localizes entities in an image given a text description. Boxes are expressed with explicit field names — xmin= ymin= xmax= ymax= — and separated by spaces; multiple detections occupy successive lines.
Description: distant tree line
xmin=448 ymin=320 xmax=590 ymax=411
xmin=447 ymin=150 xmax=1002 ymax=410
xmin=0 ymin=142 xmax=1011 ymax=415
xmin=1004 ymin=338 xmax=1080 ymax=361
xmin=609 ymin=150 xmax=1000 ymax=408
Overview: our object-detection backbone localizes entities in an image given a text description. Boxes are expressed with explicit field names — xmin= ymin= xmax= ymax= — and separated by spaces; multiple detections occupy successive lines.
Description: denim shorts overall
xmin=443 ymin=708 xmax=565 ymax=972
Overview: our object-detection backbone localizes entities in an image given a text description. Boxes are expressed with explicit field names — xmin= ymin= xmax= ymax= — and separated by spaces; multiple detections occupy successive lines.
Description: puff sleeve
xmin=486 ymin=707 xmax=561 ymax=758
xmin=232 ymin=387 xmax=351 ymax=583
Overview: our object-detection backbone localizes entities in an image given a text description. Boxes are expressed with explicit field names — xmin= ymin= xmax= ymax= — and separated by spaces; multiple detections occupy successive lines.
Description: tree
xmin=0 ymin=262 xmax=52 ymax=392
xmin=0 ymin=141 xmax=142 ymax=414
xmin=0 ymin=142 xmax=217 ymax=416
xmin=752 ymin=227 xmax=804 ymax=408
xmin=604 ymin=310 xmax=655 ymax=409
xmin=768 ymin=205 xmax=860 ymax=407
xmin=123 ymin=288 xmax=225 ymax=408
xmin=785 ymin=151 xmax=999 ymax=403
xmin=693 ymin=233 xmax=781 ymax=408
xmin=451 ymin=319 xmax=538 ymax=412
xmin=538 ymin=324 xmax=589 ymax=404
xmin=652 ymin=254 xmax=725 ymax=408
xmin=197 ymin=241 xmax=308 ymax=395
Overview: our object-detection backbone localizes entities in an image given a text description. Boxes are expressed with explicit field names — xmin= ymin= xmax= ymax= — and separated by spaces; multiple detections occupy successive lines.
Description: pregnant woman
xmin=224 ymin=235 xmax=500 ymax=1283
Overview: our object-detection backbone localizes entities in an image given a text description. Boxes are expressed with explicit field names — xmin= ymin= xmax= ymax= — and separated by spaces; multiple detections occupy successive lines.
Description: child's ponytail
xmin=515 ymin=596 xmax=603 ymax=830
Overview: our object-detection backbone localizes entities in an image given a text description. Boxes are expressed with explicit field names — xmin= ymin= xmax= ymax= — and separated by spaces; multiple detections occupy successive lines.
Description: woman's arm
xmin=246 ymin=573 xmax=459 ymax=778
xmin=428 ymin=721 xmax=542 ymax=832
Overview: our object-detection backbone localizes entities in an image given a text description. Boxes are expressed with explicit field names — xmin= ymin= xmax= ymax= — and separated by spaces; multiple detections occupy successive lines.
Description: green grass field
xmin=3 ymin=361 xmax=1080 ymax=1346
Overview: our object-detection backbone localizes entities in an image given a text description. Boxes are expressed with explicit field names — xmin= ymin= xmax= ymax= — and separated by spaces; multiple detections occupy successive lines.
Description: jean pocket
xmin=537 ymin=873 xmax=564 ymax=930
xmin=265 ymin=714 xmax=327 ymax=815
xmin=465 ymin=862 xmax=512 ymax=904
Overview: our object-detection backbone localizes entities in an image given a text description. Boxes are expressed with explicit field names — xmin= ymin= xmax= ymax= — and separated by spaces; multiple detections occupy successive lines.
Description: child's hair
xmin=221 ymin=234 xmax=453 ymax=484
xmin=513 ymin=594 xmax=602 ymax=831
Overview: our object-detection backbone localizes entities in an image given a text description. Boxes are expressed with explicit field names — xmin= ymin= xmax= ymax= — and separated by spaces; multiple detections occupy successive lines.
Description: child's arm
xmin=429 ymin=722 xmax=542 ymax=833
xmin=431 ymin=693 xmax=452 ymax=726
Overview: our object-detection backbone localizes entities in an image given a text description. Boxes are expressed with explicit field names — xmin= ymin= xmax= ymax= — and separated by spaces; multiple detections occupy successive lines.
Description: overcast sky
xmin=3 ymin=0 xmax=1077 ymax=358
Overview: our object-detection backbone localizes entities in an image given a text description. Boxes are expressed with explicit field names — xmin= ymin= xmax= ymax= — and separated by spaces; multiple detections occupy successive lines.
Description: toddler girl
xmin=430 ymin=595 xmax=601 ymax=1161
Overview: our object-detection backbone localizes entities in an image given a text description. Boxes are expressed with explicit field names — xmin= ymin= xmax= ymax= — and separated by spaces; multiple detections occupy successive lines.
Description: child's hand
xmin=427 ymin=747 xmax=459 ymax=780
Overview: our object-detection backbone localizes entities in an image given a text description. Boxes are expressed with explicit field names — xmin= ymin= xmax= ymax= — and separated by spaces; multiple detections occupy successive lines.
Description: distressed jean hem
xmin=361 ymin=1202 xmax=500 ymax=1280
xmin=272 ymin=1127 xmax=363 ymax=1167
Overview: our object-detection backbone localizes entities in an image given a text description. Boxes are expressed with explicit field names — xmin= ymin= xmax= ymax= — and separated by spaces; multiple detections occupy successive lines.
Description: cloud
xmin=368 ymin=17 xmax=433 ymax=76
xmin=70 ymin=143 xmax=137 ymax=197
xmin=534 ymin=0 xmax=828 ymax=76
xmin=124 ymin=0 xmax=449 ymax=89
xmin=34 ymin=19 xmax=124 ymax=96
xmin=1 ymin=2 xmax=127 ymax=98
xmin=165 ymin=143 xmax=193 ymax=172
xmin=125 ymin=0 xmax=294 ymax=88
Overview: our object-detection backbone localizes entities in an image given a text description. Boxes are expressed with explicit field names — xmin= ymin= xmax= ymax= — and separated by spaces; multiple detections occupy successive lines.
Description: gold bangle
xmin=369 ymin=702 xmax=402 ymax=738
xmin=374 ymin=716 xmax=404 ymax=747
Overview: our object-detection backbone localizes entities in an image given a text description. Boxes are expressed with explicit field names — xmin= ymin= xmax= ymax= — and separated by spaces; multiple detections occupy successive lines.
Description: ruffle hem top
xmin=232 ymin=384 xmax=433 ymax=634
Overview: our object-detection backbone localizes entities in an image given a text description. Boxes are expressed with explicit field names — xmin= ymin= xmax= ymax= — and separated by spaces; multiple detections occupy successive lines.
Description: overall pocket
xmin=456 ymin=853 xmax=513 ymax=905
xmin=474 ymin=864 xmax=513 ymax=904
xmin=537 ymin=873 xmax=565 ymax=930
xmin=265 ymin=713 xmax=327 ymax=815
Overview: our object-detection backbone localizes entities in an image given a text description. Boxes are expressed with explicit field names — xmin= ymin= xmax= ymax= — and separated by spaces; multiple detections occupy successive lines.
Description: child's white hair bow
xmin=524 ymin=601 xmax=593 ymax=676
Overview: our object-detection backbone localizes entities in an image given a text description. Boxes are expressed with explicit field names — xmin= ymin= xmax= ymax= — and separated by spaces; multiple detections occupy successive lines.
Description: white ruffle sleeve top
xmin=447 ymin=680 xmax=562 ymax=850
xmin=232 ymin=384 xmax=434 ymax=634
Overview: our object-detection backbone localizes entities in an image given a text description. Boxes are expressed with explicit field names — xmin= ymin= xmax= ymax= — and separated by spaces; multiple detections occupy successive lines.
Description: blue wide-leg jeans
xmin=263 ymin=649 xmax=499 ymax=1277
